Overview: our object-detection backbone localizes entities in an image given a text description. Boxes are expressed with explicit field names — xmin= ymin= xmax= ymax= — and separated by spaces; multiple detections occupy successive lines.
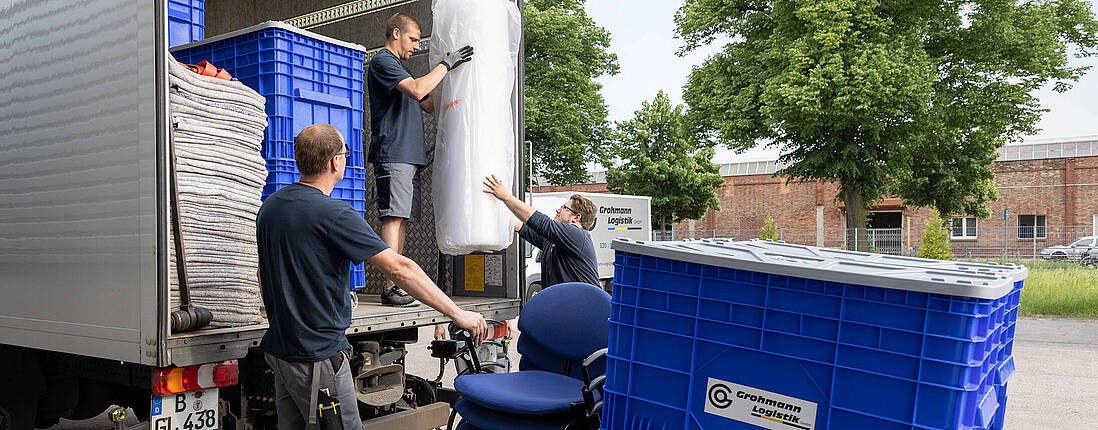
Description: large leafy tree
xmin=606 ymin=91 xmax=724 ymax=229
xmin=524 ymin=0 xmax=619 ymax=185
xmin=675 ymin=0 xmax=1098 ymax=236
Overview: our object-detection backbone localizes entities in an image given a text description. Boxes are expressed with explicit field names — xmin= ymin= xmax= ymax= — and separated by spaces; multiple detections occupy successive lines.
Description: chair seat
xmin=454 ymin=419 xmax=482 ymax=430
xmin=454 ymin=370 xmax=585 ymax=415
xmin=454 ymin=398 xmax=570 ymax=430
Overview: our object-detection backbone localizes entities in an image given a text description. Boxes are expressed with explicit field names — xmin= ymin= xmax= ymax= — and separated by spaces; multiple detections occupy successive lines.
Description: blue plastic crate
xmin=264 ymin=163 xmax=368 ymax=290
xmin=168 ymin=0 xmax=204 ymax=47
xmin=603 ymin=239 xmax=1026 ymax=430
xmin=172 ymin=22 xmax=367 ymax=289
xmin=263 ymin=161 xmax=366 ymax=213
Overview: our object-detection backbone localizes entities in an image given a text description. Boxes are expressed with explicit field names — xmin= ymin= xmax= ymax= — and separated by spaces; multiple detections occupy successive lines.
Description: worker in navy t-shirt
xmin=256 ymin=124 xmax=486 ymax=430
xmin=366 ymin=12 xmax=474 ymax=307
xmin=481 ymin=174 xmax=600 ymax=338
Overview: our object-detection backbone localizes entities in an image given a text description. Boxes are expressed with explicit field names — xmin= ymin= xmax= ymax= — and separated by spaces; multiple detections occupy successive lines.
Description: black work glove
xmin=440 ymin=45 xmax=474 ymax=71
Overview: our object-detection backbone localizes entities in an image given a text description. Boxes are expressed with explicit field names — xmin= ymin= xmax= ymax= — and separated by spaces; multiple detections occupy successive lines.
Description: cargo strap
xmin=178 ymin=61 xmax=234 ymax=81
xmin=168 ymin=124 xmax=192 ymax=309
xmin=308 ymin=360 xmax=321 ymax=425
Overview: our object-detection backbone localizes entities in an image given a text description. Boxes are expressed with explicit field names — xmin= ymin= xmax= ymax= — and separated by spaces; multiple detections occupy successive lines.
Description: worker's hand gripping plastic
xmin=440 ymin=45 xmax=474 ymax=71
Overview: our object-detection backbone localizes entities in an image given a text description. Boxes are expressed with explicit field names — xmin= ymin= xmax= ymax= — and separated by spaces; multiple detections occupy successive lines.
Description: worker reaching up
xmin=479 ymin=174 xmax=600 ymax=338
xmin=367 ymin=12 xmax=474 ymax=307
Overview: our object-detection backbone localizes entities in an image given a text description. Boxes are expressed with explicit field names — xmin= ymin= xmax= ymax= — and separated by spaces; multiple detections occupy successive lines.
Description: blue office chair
xmin=448 ymin=282 xmax=611 ymax=430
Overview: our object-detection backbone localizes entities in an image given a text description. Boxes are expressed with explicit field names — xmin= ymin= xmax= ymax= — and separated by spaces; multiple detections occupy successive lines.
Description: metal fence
xmin=653 ymin=224 xmax=1098 ymax=261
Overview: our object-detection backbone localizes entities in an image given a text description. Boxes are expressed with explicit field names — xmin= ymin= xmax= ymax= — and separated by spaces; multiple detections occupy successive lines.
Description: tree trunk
xmin=842 ymin=186 xmax=872 ymax=252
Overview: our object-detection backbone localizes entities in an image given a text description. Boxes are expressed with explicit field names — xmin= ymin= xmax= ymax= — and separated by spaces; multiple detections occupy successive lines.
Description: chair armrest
xmin=582 ymin=348 xmax=608 ymax=368
xmin=588 ymin=374 xmax=605 ymax=391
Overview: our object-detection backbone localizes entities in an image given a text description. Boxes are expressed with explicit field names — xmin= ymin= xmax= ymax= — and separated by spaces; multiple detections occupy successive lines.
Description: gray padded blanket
xmin=168 ymin=57 xmax=268 ymax=327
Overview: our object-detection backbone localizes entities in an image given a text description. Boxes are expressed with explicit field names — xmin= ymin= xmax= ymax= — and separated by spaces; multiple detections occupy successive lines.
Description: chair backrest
xmin=517 ymin=282 xmax=610 ymax=377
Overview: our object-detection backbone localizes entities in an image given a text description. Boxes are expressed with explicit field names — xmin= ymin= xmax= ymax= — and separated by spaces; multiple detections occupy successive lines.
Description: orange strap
xmin=177 ymin=61 xmax=234 ymax=81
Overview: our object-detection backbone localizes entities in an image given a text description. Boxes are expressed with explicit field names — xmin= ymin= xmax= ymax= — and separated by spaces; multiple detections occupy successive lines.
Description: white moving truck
xmin=524 ymin=192 xmax=652 ymax=297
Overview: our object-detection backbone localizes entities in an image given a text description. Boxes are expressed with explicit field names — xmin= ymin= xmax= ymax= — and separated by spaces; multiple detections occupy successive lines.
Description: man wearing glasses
xmin=256 ymin=125 xmax=487 ymax=429
xmin=482 ymin=174 xmax=600 ymax=288
xmin=367 ymin=12 xmax=474 ymax=307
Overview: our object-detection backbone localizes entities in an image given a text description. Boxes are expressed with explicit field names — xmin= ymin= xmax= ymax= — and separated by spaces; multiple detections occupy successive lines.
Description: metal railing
xmin=652 ymin=224 xmax=1098 ymax=262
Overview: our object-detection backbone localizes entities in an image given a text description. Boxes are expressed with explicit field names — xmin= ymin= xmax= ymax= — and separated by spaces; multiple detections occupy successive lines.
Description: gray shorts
xmin=374 ymin=162 xmax=422 ymax=222
xmin=263 ymin=350 xmax=360 ymax=429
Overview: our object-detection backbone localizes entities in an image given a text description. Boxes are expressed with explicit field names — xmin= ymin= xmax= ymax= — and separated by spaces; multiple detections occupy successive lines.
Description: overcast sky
xmin=585 ymin=1 xmax=1098 ymax=163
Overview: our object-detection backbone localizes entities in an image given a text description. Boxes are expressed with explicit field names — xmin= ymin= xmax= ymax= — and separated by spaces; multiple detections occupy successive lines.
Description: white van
xmin=524 ymin=192 xmax=652 ymax=298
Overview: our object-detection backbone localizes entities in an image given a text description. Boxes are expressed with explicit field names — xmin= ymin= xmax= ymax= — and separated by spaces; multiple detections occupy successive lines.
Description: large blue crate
xmin=603 ymin=239 xmax=1026 ymax=430
xmin=263 ymin=162 xmax=368 ymax=290
xmin=167 ymin=0 xmax=204 ymax=47
xmin=172 ymin=22 xmax=368 ymax=289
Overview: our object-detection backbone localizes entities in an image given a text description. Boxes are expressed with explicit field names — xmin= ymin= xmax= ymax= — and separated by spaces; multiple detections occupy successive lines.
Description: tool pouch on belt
xmin=308 ymin=352 xmax=346 ymax=430
xmin=315 ymin=389 xmax=342 ymax=430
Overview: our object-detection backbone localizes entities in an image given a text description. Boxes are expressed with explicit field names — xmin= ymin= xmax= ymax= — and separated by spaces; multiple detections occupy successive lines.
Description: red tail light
xmin=153 ymin=359 xmax=239 ymax=395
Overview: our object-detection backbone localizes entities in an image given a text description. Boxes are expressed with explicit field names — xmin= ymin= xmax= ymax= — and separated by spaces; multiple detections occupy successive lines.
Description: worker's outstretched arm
xmin=369 ymin=249 xmax=487 ymax=345
xmin=395 ymin=66 xmax=446 ymax=101
xmin=394 ymin=45 xmax=474 ymax=101
xmin=483 ymin=174 xmax=534 ymax=223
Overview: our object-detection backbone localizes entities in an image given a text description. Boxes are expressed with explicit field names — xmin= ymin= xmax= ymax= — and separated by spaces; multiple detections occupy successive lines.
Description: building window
xmin=951 ymin=217 xmax=977 ymax=239
xmin=1017 ymin=215 xmax=1046 ymax=239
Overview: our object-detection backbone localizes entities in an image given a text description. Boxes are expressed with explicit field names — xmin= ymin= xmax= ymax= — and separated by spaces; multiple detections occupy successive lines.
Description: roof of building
xmin=533 ymin=136 xmax=1098 ymax=186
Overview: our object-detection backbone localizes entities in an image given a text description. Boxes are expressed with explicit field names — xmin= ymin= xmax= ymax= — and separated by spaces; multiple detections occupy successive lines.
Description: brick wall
xmin=536 ymin=155 xmax=1098 ymax=254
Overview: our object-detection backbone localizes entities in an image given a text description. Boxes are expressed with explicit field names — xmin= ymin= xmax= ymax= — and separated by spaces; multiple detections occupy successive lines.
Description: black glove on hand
xmin=440 ymin=45 xmax=474 ymax=71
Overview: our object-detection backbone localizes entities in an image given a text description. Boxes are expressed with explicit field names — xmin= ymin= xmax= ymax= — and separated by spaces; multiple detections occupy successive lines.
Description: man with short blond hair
xmin=368 ymin=12 xmax=475 ymax=306
xmin=257 ymin=124 xmax=487 ymax=429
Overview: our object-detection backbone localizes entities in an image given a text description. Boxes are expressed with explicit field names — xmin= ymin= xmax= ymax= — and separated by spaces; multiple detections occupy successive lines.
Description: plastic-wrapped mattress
xmin=167 ymin=57 xmax=268 ymax=327
xmin=429 ymin=0 xmax=522 ymax=255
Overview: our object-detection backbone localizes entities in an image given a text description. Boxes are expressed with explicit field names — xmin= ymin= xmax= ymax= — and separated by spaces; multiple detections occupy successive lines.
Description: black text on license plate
xmin=150 ymin=388 xmax=218 ymax=430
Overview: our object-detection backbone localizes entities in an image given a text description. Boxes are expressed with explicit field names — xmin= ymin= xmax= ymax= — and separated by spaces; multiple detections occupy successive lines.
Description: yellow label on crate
xmin=464 ymin=255 xmax=485 ymax=292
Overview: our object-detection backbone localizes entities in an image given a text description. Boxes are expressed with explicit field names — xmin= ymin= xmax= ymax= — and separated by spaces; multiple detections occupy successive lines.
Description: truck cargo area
xmin=168 ymin=297 xmax=520 ymax=366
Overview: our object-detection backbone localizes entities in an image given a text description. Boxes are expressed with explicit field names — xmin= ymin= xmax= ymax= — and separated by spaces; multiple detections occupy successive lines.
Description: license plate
xmin=150 ymin=388 xmax=218 ymax=430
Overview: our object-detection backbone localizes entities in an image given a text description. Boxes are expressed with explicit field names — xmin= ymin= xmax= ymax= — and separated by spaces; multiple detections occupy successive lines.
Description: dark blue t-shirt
xmin=256 ymin=183 xmax=388 ymax=362
xmin=519 ymin=211 xmax=600 ymax=288
xmin=367 ymin=48 xmax=427 ymax=166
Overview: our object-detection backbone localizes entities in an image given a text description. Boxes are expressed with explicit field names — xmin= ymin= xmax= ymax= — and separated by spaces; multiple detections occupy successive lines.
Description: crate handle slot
xmin=294 ymin=88 xmax=352 ymax=108
xmin=974 ymin=386 xmax=1000 ymax=428
xmin=995 ymin=356 xmax=1015 ymax=385
xmin=166 ymin=7 xmax=192 ymax=20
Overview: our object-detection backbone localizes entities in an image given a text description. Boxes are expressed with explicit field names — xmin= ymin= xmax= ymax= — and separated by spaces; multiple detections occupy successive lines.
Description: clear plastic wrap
xmin=429 ymin=0 xmax=522 ymax=255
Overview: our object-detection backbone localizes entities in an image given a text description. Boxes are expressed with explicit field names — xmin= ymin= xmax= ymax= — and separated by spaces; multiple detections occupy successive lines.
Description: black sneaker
xmin=380 ymin=285 xmax=421 ymax=307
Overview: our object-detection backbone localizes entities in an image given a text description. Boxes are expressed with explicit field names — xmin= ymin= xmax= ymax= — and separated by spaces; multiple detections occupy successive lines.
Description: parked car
xmin=1082 ymin=247 xmax=1098 ymax=268
xmin=1039 ymin=236 xmax=1098 ymax=260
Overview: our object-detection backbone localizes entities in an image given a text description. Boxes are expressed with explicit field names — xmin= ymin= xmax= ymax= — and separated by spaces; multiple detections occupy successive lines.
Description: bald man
xmin=257 ymin=125 xmax=486 ymax=429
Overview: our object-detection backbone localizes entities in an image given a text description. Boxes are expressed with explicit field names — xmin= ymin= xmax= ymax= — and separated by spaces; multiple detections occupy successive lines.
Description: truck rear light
xmin=153 ymin=359 xmax=239 ymax=395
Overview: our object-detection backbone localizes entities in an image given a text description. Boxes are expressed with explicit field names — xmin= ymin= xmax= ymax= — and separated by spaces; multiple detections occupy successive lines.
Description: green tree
xmin=759 ymin=215 xmax=778 ymax=240
xmin=919 ymin=210 xmax=954 ymax=260
xmin=524 ymin=0 xmax=619 ymax=185
xmin=675 ymin=0 xmax=1098 ymax=231
xmin=606 ymin=91 xmax=724 ymax=229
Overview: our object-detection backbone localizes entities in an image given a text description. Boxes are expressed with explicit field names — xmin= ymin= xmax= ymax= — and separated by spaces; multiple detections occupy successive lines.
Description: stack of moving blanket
xmin=167 ymin=57 xmax=268 ymax=327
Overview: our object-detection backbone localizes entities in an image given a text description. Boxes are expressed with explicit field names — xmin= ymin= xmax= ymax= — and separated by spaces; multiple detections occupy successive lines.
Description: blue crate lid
xmin=171 ymin=20 xmax=367 ymax=54
xmin=612 ymin=238 xmax=1027 ymax=299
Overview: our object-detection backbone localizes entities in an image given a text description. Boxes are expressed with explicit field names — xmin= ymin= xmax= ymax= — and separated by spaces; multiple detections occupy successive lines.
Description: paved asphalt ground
xmin=999 ymin=317 xmax=1098 ymax=429
xmin=44 ymin=318 xmax=1096 ymax=429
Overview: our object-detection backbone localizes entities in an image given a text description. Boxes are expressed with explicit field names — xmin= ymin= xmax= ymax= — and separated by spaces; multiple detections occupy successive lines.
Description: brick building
xmin=534 ymin=136 xmax=1098 ymax=257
